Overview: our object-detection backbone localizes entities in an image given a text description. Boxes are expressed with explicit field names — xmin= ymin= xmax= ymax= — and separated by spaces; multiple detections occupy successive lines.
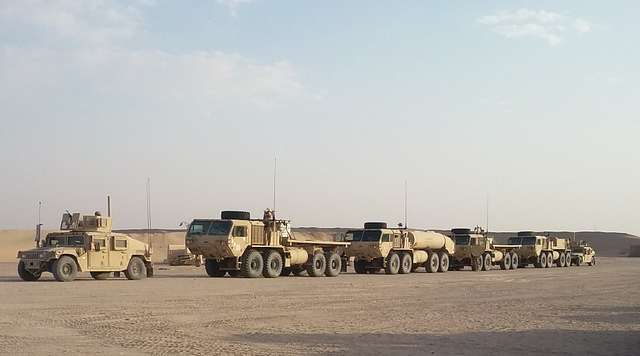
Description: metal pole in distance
xmin=404 ymin=180 xmax=408 ymax=229
xmin=146 ymin=178 xmax=152 ymax=247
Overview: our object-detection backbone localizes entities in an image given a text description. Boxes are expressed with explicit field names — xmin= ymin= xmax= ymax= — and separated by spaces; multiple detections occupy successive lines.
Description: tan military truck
xmin=17 ymin=211 xmax=153 ymax=282
xmin=185 ymin=210 xmax=350 ymax=278
xmin=346 ymin=222 xmax=455 ymax=274
xmin=449 ymin=227 xmax=519 ymax=271
xmin=495 ymin=231 xmax=572 ymax=268
xmin=570 ymin=240 xmax=596 ymax=266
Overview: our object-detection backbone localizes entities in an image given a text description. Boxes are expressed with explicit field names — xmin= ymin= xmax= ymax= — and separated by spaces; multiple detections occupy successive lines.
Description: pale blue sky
xmin=0 ymin=1 xmax=638 ymax=235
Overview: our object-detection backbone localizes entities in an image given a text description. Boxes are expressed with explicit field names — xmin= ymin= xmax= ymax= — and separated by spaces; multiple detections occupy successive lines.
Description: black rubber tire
xmin=451 ymin=228 xmax=471 ymax=235
xmin=426 ymin=252 xmax=439 ymax=273
xmin=325 ymin=252 xmax=341 ymax=277
xmin=482 ymin=253 xmax=492 ymax=271
xmin=559 ymin=252 xmax=566 ymax=267
xmin=125 ymin=257 xmax=147 ymax=280
xmin=53 ymin=256 xmax=78 ymax=282
xmin=263 ymin=250 xmax=283 ymax=278
xmin=220 ymin=211 xmax=250 ymax=220
xmin=354 ymin=259 xmax=367 ymax=274
xmin=280 ymin=267 xmax=292 ymax=276
xmin=588 ymin=257 xmax=596 ymax=266
xmin=537 ymin=253 xmax=547 ymax=268
xmin=18 ymin=261 xmax=41 ymax=281
xmin=564 ymin=252 xmax=571 ymax=267
xmin=510 ymin=253 xmax=519 ymax=270
xmin=205 ymin=259 xmax=227 ymax=277
xmin=385 ymin=252 xmax=400 ymax=275
xmin=546 ymin=252 xmax=554 ymax=268
xmin=471 ymin=256 xmax=482 ymax=271
xmin=306 ymin=252 xmax=326 ymax=277
xmin=241 ymin=250 xmax=263 ymax=278
xmin=500 ymin=252 xmax=512 ymax=270
xmin=399 ymin=253 xmax=412 ymax=274
xmin=438 ymin=252 xmax=449 ymax=273
xmin=90 ymin=272 xmax=110 ymax=280
xmin=364 ymin=222 xmax=387 ymax=229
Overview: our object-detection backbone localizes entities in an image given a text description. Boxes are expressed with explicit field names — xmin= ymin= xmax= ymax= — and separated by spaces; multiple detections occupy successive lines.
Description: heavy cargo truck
xmin=449 ymin=227 xmax=519 ymax=271
xmin=494 ymin=231 xmax=572 ymax=268
xmin=185 ymin=210 xmax=350 ymax=278
xmin=345 ymin=222 xmax=455 ymax=274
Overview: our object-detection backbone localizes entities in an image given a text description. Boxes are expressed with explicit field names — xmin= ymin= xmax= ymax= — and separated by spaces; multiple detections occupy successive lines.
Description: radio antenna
xmin=485 ymin=193 xmax=490 ymax=236
xmin=404 ymin=180 xmax=408 ymax=229
xmin=146 ymin=177 xmax=152 ymax=247
xmin=273 ymin=156 xmax=277 ymax=214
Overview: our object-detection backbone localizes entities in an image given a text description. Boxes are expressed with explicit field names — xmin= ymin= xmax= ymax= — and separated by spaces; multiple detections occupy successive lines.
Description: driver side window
xmin=382 ymin=234 xmax=391 ymax=242
xmin=232 ymin=226 xmax=247 ymax=237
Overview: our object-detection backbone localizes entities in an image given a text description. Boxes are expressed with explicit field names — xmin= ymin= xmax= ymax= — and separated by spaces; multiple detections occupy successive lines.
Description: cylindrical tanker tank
xmin=413 ymin=250 xmax=428 ymax=264
xmin=493 ymin=250 xmax=504 ymax=262
xmin=407 ymin=231 xmax=455 ymax=254
xmin=287 ymin=247 xmax=309 ymax=266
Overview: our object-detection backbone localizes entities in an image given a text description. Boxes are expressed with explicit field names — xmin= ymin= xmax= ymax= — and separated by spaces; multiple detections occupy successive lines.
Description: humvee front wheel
xmin=325 ymin=252 xmax=341 ymax=277
xmin=425 ymin=252 xmax=439 ymax=273
xmin=125 ymin=257 xmax=147 ymax=280
xmin=53 ymin=256 xmax=78 ymax=282
xmin=18 ymin=261 xmax=41 ymax=281
xmin=205 ymin=259 xmax=227 ymax=277
xmin=90 ymin=272 xmax=110 ymax=280
xmin=307 ymin=252 xmax=326 ymax=277
xmin=399 ymin=253 xmax=412 ymax=274
xmin=263 ymin=250 xmax=283 ymax=278
xmin=438 ymin=252 xmax=449 ymax=273
xmin=385 ymin=252 xmax=400 ymax=275
xmin=241 ymin=250 xmax=263 ymax=278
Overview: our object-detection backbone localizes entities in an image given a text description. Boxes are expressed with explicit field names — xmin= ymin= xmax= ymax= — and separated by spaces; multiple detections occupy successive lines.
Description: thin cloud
xmin=478 ymin=9 xmax=593 ymax=46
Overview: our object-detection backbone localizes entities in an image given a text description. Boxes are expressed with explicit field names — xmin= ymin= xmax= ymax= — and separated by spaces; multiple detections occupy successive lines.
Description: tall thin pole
xmin=486 ymin=193 xmax=490 ymax=235
xmin=273 ymin=157 xmax=277 ymax=214
xmin=404 ymin=180 xmax=408 ymax=229
xmin=146 ymin=177 xmax=152 ymax=247
xmin=38 ymin=201 xmax=42 ymax=226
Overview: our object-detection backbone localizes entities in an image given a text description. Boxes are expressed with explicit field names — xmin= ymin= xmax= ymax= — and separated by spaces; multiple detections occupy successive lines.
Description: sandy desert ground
xmin=0 ymin=257 xmax=638 ymax=355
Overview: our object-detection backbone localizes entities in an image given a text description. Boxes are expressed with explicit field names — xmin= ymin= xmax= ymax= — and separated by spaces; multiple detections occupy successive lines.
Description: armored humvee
xmin=494 ymin=231 xmax=571 ymax=268
xmin=185 ymin=210 xmax=350 ymax=278
xmin=450 ymin=227 xmax=519 ymax=271
xmin=17 ymin=211 xmax=153 ymax=282
xmin=346 ymin=222 xmax=455 ymax=274
xmin=570 ymin=240 xmax=596 ymax=266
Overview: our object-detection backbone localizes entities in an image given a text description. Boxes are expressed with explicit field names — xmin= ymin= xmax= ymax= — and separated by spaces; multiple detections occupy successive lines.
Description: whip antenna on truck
xmin=404 ymin=180 xmax=408 ymax=229
xmin=146 ymin=177 xmax=152 ymax=247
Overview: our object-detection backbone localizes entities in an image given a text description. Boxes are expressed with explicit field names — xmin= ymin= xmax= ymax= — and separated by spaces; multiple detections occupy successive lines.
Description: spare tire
xmin=221 ymin=211 xmax=250 ymax=220
xmin=451 ymin=228 xmax=471 ymax=235
xmin=364 ymin=222 xmax=387 ymax=229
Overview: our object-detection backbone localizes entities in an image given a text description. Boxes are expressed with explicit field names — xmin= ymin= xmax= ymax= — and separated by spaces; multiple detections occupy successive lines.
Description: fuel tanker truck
xmin=185 ymin=210 xmax=350 ymax=278
xmin=449 ymin=227 xmax=519 ymax=271
xmin=494 ymin=231 xmax=572 ymax=268
xmin=345 ymin=222 xmax=455 ymax=274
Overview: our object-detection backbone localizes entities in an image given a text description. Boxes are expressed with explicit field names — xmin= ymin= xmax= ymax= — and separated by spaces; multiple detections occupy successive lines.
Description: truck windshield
xmin=344 ymin=230 xmax=362 ymax=242
xmin=349 ymin=230 xmax=381 ymax=242
xmin=188 ymin=221 xmax=211 ymax=235
xmin=455 ymin=236 xmax=470 ymax=245
xmin=46 ymin=235 xmax=85 ymax=247
xmin=521 ymin=236 xmax=536 ymax=245
xmin=507 ymin=237 xmax=522 ymax=245
xmin=208 ymin=221 xmax=232 ymax=235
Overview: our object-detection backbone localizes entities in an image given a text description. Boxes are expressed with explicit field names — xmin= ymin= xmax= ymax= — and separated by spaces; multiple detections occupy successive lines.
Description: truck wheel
xmin=438 ymin=252 xmax=449 ymax=273
xmin=125 ymin=257 xmax=147 ymax=280
xmin=500 ymin=252 xmax=512 ymax=270
xmin=18 ymin=261 xmax=41 ymax=281
xmin=538 ymin=253 xmax=547 ymax=268
xmin=426 ymin=252 xmax=439 ymax=273
xmin=306 ymin=252 xmax=326 ymax=277
xmin=482 ymin=253 xmax=492 ymax=271
xmin=53 ymin=256 xmax=78 ymax=282
xmin=263 ymin=250 xmax=283 ymax=278
xmin=241 ymin=250 xmax=263 ymax=278
xmin=576 ymin=256 xmax=583 ymax=266
xmin=205 ymin=259 xmax=227 ymax=277
xmin=510 ymin=253 xmax=519 ymax=270
xmin=385 ymin=252 xmax=400 ymax=275
xmin=546 ymin=252 xmax=554 ymax=268
xmin=471 ymin=256 xmax=482 ymax=271
xmin=354 ymin=259 xmax=367 ymax=274
xmin=280 ymin=267 xmax=292 ymax=276
xmin=325 ymin=252 xmax=341 ymax=277
xmin=90 ymin=272 xmax=110 ymax=280
xmin=559 ymin=252 xmax=566 ymax=267
xmin=399 ymin=253 xmax=412 ymax=274
xmin=564 ymin=252 xmax=571 ymax=267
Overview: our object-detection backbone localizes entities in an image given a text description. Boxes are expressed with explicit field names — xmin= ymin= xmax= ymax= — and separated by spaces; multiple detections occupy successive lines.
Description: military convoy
xmin=345 ymin=222 xmax=455 ymax=274
xmin=17 ymin=211 xmax=153 ymax=282
xmin=495 ymin=231 xmax=572 ymax=268
xmin=185 ymin=210 xmax=349 ymax=278
xmin=449 ymin=227 xmax=520 ymax=271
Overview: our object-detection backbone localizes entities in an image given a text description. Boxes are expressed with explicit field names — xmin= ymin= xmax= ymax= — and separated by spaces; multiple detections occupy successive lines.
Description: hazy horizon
xmin=1 ymin=1 xmax=638 ymax=236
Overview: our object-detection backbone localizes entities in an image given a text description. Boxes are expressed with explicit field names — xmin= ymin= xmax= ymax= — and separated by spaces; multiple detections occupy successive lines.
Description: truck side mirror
xmin=94 ymin=243 xmax=100 ymax=251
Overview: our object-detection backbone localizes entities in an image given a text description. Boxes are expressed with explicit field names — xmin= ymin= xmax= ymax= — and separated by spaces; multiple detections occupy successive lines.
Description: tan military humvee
xmin=345 ymin=222 xmax=455 ymax=274
xmin=495 ymin=231 xmax=572 ymax=269
xmin=17 ymin=212 xmax=153 ymax=282
xmin=450 ymin=227 xmax=520 ymax=271
xmin=570 ymin=240 xmax=596 ymax=266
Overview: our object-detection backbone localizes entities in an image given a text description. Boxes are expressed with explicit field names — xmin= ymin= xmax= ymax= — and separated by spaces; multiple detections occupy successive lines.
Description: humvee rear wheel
xmin=354 ymin=259 xmax=367 ymax=274
xmin=90 ymin=272 xmax=110 ymax=280
xmin=425 ymin=252 xmax=439 ymax=273
xmin=510 ymin=253 xmax=519 ymax=270
xmin=471 ymin=256 xmax=482 ymax=271
xmin=263 ymin=250 xmax=283 ymax=278
xmin=437 ymin=252 xmax=449 ymax=273
xmin=125 ymin=257 xmax=147 ymax=280
xmin=559 ymin=252 xmax=566 ymax=267
xmin=325 ymin=252 xmax=341 ymax=277
xmin=385 ymin=252 xmax=400 ymax=275
xmin=241 ymin=250 xmax=263 ymax=278
xmin=500 ymin=252 xmax=512 ymax=270
xmin=306 ymin=252 xmax=326 ymax=277
xmin=205 ymin=259 xmax=227 ymax=277
xmin=399 ymin=253 xmax=412 ymax=274
xmin=53 ymin=256 xmax=78 ymax=282
xmin=482 ymin=253 xmax=492 ymax=271
xmin=18 ymin=261 xmax=41 ymax=281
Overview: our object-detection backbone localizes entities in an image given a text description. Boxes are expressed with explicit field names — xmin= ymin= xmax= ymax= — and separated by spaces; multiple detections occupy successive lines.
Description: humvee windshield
xmin=46 ymin=235 xmax=85 ymax=247
xmin=455 ymin=235 xmax=470 ymax=245
xmin=351 ymin=230 xmax=381 ymax=242
xmin=188 ymin=221 xmax=232 ymax=236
